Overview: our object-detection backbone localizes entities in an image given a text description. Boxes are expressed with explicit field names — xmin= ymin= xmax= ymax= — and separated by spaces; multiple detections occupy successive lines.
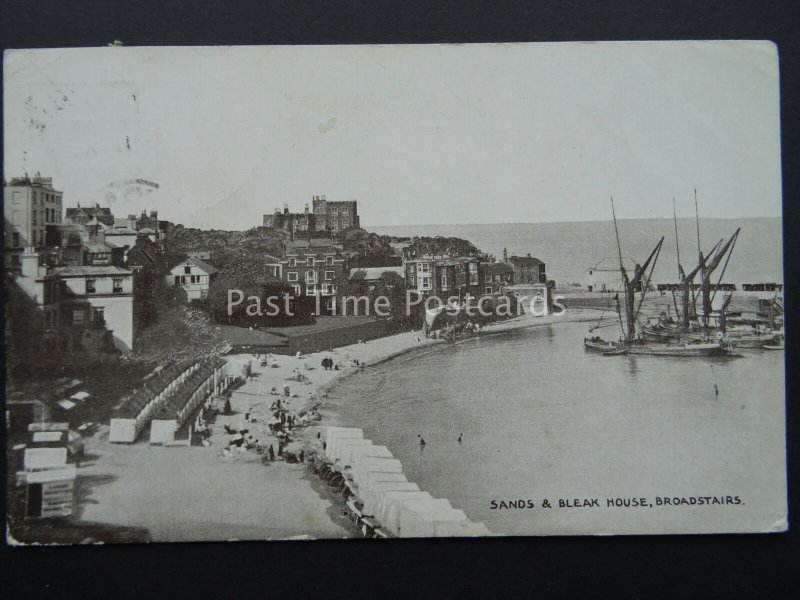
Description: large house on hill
xmin=280 ymin=244 xmax=350 ymax=314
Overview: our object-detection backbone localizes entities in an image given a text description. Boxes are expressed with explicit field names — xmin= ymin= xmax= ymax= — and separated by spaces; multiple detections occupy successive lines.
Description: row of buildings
xmin=5 ymin=175 xmax=160 ymax=365
xmin=5 ymin=176 xmax=553 ymax=370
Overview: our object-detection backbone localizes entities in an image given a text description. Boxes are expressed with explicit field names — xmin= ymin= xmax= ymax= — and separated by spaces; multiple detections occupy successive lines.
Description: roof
xmin=508 ymin=255 xmax=545 ymax=267
xmin=482 ymin=262 xmax=514 ymax=275
xmin=106 ymin=226 xmax=138 ymax=235
xmin=285 ymin=244 xmax=343 ymax=257
xmin=83 ymin=242 xmax=113 ymax=253
xmin=138 ymin=227 xmax=156 ymax=234
xmin=349 ymin=267 xmax=405 ymax=281
xmin=168 ymin=256 xmax=219 ymax=274
xmin=50 ymin=265 xmax=132 ymax=277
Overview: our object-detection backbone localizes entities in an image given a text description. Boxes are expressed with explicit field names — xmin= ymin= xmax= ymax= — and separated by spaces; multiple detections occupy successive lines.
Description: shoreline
xmin=75 ymin=309 xmax=598 ymax=542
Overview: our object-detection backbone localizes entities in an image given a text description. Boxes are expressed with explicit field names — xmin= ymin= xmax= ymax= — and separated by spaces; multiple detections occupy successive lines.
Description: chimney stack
xmin=284 ymin=203 xmax=289 ymax=215
xmin=503 ymin=247 xmax=508 ymax=263
xmin=304 ymin=203 xmax=309 ymax=214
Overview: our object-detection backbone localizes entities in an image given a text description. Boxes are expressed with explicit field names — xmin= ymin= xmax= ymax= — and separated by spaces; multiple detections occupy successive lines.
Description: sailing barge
xmin=583 ymin=197 xmax=734 ymax=358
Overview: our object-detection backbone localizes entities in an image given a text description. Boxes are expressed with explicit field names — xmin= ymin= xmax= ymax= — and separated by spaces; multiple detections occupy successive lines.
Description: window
xmin=73 ymin=309 xmax=85 ymax=324
xmin=441 ymin=275 xmax=448 ymax=289
xmin=419 ymin=263 xmax=429 ymax=273
xmin=288 ymin=258 xmax=296 ymax=267
xmin=292 ymin=285 xmax=301 ymax=296
xmin=174 ymin=275 xmax=182 ymax=284
xmin=307 ymin=257 xmax=314 ymax=266
xmin=12 ymin=232 xmax=19 ymax=246
xmin=11 ymin=254 xmax=20 ymax=266
xmin=305 ymin=270 xmax=316 ymax=282
xmin=306 ymin=285 xmax=317 ymax=295
xmin=485 ymin=287 xmax=493 ymax=294
xmin=326 ymin=256 xmax=333 ymax=266
xmin=485 ymin=274 xmax=492 ymax=283
xmin=32 ymin=211 xmax=37 ymax=226
xmin=494 ymin=274 xmax=501 ymax=282
xmin=325 ymin=270 xmax=335 ymax=281
xmin=322 ymin=284 xmax=332 ymax=295
xmin=93 ymin=307 xmax=105 ymax=323
xmin=341 ymin=208 xmax=348 ymax=215
xmin=331 ymin=207 xmax=338 ymax=214
xmin=86 ymin=279 xmax=96 ymax=294
xmin=113 ymin=278 xmax=123 ymax=293
xmin=184 ymin=266 xmax=191 ymax=274
xmin=287 ymin=272 xmax=298 ymax=282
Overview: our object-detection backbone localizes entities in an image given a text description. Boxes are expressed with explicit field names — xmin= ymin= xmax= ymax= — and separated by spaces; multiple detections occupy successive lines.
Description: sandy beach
xmin=76 ymin=309 xmax=594 ymax=541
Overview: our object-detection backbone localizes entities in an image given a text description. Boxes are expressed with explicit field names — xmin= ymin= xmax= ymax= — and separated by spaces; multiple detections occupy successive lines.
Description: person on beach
xmin=268 ymin=444 xmax=275 ymax=461
xmin=458 ymin=433 xmax=463 ymax=444
xmin=418 ymin=435 xmax=426 ymax=447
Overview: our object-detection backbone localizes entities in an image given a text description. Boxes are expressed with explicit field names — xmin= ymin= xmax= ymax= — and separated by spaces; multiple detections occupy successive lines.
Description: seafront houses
xmin=48 ymin=264 xmax=135 ymax=351
xmin=405 ymin=257 xmax=482 ymax=299
xmin=4 ymin=173 xmax=64 ymax=270
xmin=10 ymin=247 xmax=134 ymax=359
xmin=166 ymin=257 xmax=218 ymax=301
xmin=481 ymin=262 xmax=515 ymax=295
xmin=504 ymin=250 xmax=547 ymax=285
xmin=280 ymin=244 xmax=350 ymax=314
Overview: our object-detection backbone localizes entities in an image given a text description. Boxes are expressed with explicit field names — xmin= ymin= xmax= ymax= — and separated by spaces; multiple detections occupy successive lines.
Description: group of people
xmin=320 ymin=356 xmax=338 ymax=370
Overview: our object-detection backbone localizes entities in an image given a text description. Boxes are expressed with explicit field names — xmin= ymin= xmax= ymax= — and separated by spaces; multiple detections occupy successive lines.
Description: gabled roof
xmin=508 ymin=255 xmax=545 ymax=267
xmin=169 ymin=256 xmax=218 ymax=275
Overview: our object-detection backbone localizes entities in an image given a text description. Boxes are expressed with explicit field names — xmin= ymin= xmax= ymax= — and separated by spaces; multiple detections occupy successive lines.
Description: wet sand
xmin=76 ymin=311 xmax=594 ymax=541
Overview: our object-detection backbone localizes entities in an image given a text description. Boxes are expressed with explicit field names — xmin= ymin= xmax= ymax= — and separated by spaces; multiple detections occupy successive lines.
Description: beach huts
xmin=322 ymin=427 xmax=490 ymax=538
xmin=109 ymin=358 xmax=230 ymax=444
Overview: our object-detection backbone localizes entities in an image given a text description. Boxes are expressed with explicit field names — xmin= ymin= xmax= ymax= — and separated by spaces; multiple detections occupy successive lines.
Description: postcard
xmin=4 ymin=41 xmax=786 ymax=543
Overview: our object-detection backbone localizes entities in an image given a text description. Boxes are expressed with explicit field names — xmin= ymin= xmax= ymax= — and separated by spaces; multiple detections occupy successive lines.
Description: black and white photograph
xmin=3 ymin=41 xmax=787 ymax=544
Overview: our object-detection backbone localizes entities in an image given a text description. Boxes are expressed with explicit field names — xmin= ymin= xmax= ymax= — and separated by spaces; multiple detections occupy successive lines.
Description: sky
xmin=3 ymin=42 xmax=782 ymax=229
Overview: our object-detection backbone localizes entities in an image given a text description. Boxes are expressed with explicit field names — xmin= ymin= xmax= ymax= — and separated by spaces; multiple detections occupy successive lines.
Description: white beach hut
xmin=351 ymin=457 xmax=404 ymax=486
xmin=364 ymin=471 xmax=408 ymax=488
xmin=333 ymin=438 xmax=373 ymax=465
xmin=396 ymin=498 xmax=467 ymax=538
xmin=325 ymin=427 xmax=364 ymax=461
xmin=326 ymin=427 xmax=363 ymax=455
xmin=361 ymin=482 xmax=422 ymax=516
xmin=376 ymin=491 xmax=434 ymax=534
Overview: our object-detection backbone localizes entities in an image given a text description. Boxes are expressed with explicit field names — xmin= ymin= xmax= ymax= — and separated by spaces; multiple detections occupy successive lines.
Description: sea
xmin=371 ymin=218 xmax=784 ymax=286
xmin=330 ymin=317 xmax=787 ymax=535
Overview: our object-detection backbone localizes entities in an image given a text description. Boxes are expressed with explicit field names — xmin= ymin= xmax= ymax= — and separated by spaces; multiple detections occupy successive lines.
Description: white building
xmin=584 ymin=257 xmax=641 ymax=293
xmin=166 ymin=257 xmax=218 ymax=301
xmin=49 ymin=264 xmax=135 ymax=351
xmin=14 ymin=248 xmax=134 ymax=355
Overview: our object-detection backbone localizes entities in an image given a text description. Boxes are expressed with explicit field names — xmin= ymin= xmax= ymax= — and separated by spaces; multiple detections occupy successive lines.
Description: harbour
xmin=329 ymin=317 xmax=786 ymax=536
